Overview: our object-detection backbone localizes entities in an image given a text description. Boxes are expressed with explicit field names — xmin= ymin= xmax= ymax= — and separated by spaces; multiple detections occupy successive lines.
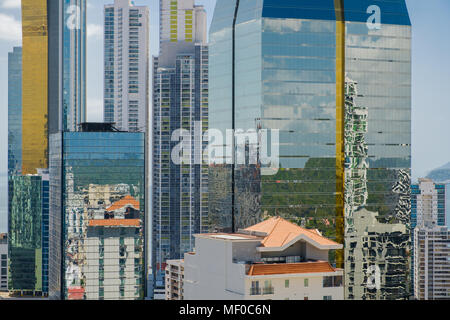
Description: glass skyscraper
xmin=49 ymin=126 xmax=146 ymax=300
xmin=48 ymin=0 xmax=87 ymax=133
xmin=8 ymin=171 xmax=49 ymax=296
xmin=151 ymin=0 xmax=208 ymax=299
xmin=209 ymin=0 xmax=411 ymax=300
xmin=8 ymin=47 xmax=22 ymax=176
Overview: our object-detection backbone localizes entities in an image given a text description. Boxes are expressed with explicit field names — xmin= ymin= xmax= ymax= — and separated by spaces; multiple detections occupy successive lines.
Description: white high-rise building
xmin=0 ymin=234 xmax=7 ymax=292
xmin=104 ymin=0 xmax=149 ymax=132
xmin=414 ymin=225 xmax=450 ymax=300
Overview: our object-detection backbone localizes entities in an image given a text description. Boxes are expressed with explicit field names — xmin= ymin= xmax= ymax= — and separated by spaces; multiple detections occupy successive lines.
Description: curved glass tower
xmin=209 ymin=0 xmax=411 ymax=300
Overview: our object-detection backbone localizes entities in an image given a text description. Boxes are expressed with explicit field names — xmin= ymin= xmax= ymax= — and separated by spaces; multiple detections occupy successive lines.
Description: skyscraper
xmin=152 ymin=0 xmax=208 ymax=299
xmin=209 ymin=0 xmax=411 ymax=300
xmin=414 ymin=225 xmax=450 ymax=300
xmin=49 ymin=123 xmax=146 ymax=300
xmin=104 ymin=0 xmax=149 ymax=132
xmin=7 ymin=47 xmax=22 ymax=176
xmin=11 ymin=0 xmax=86 ymax=298
xmin=8 ymin=170 xmax=49 ymax=296
xmin=411 ymin=178 xmax=446 ymax=229
xmin=21 ymin=0 xmax=49 ymax=175
xmin=48 ymin=0 xmax=87 ymax=133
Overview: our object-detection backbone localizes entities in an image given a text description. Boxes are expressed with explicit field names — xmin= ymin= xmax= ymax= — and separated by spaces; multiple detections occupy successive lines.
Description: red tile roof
xmin=88 ymin=219 xmax=140 ymax=227
xmin=244 ymin=216 xmax=340 ymax=248
xmin=106 ymin=195 xmax=140 ymax=212
xmin=247 ymin=261 xmax=338 ymax=276
xmin=68 ymin=286 xmax=85 ymax=300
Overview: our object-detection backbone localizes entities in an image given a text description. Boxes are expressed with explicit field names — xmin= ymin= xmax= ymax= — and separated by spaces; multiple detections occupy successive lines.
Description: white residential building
xmin=0 ymin=234 xmax=7 ymax=291
xmin=168 ymin=217 xmax=344 ymax=300
xmin=165 ymin=259 xmax=184 ymax=300
xmin=104 ymin=0 xmax=149 ymax=132
xmin=414 ymin=225 xmax=450 ymax=300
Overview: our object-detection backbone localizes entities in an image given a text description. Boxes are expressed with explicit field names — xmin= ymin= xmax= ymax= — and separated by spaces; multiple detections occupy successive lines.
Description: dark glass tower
xmin=209 ymin=0 xmax=411 ymax=300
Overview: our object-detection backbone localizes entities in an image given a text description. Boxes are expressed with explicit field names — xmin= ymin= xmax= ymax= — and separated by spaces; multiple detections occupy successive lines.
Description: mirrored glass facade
xmin=49 ymin=132 xmax=146 ymax=300
xmin=209 ymin=0 xmax=411 ymax=300
xmin=8 ymin=173 xmax=49 ymax=295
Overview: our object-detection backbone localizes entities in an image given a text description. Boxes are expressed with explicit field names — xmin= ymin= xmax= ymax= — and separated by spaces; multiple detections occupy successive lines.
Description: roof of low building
xmin=106 ymin=195 xmax=140 ymax=212
xmin=88 ymin=218 xmax=140 ymax=227
xmin=247 ymin=261 xmax=339 ymax=276
xmin=244 ymin=216 xmax=340 ymax=249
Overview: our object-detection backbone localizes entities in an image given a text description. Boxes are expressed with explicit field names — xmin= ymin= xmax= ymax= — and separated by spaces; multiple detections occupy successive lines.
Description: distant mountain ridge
xmin=426 ymin=162 xmax=450 ymax=183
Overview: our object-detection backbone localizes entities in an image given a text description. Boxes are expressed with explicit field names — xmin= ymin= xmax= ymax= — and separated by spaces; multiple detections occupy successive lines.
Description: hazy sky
xmin=0 ymin=0 xmax=449 ymax=232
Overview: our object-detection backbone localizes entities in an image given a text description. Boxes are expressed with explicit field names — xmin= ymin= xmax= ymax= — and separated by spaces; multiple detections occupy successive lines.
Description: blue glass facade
xmin=8 ymin=47 xmax=22 ymax=176
xmin=49 ymin=131 xmax=146 ymax=300
xmin=209 ymin=0 xmax=411 ymax=300
xmin=48 ymin=0 xmax=86 ymax=133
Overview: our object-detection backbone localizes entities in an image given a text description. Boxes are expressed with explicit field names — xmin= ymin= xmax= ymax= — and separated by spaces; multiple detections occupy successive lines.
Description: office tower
xmin=414 ymin=225 xmax=450 ymax=300
xmin=8 ymin=170 xmax=49 ymax=296
xmin=104 ymin=0 xmax=149 ymax=132
xmin=0 ymin=234 xmax=7 ymax=291
xmin=8 ymin=47 xmax=22 ymax=176
xmin=152 ymin=0 xmax=208 ymax=299
xmin=49 ymin=123 xmax=146 ymax=300
xmin=209 ymin=0 xmax=411 ymax=300
xmin=176 ymin=217 xmax=343 ymax=300
xmin=21 ymin=0 xmax=48 ymax=175
xmin=48 ymin=0 xmax=87 ymax=133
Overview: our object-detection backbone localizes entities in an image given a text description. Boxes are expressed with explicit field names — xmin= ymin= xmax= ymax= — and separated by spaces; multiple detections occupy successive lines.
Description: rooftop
xmin=247 ymin=261 xmax=340 ymax=276
xmin=106 ymin=195 xmax=140 ymax=212
xmin=88 ymin=219 xmax=140 ymax=228
xmin=243 ymin=216 xmax=341 ymax=250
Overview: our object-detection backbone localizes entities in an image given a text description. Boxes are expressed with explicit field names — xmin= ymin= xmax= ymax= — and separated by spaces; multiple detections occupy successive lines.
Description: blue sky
xmin=0 ymin=0 xmax=449 ymax=232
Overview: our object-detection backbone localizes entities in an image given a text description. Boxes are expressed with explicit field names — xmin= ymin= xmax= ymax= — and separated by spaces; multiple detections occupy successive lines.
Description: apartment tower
xmin=152 ymin=0 xmax=208 ymax=299
xmin=104 ymin=0 xmax=149 ymax=132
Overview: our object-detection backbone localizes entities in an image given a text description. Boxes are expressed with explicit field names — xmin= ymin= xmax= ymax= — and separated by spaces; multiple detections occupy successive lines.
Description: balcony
xmin=263 ymin=287 xmax=274 ymax=295
xmin=249 ymin=288 xmax=261 ymax=296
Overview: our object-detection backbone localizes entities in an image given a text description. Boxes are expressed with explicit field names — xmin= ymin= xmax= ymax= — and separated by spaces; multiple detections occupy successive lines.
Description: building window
xmin=285 ymin=279 xmax=289 ymax=288
xmin=323 ymin=276 xmax=343 ymax=287
xmin=304 ymin=278 xmax=309 ymax=287
xmin=323 ymin=296 xmax=332 ymax=300
xmin=263 ymin=280 xmax=274 ymax=295
xmin=250 ymin=281 xmax=260 ymax=295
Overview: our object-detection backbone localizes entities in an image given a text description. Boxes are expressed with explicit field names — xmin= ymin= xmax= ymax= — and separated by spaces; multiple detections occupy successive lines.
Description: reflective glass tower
xmin=209 ymin=0 xmax=411 ymax=300
xmin=8 ymin=47 xmax=22 ymax=176
xmin=48 ymin=0 xmax=87 ymax=133
xmin=49 ymin=126 xmax=146 ymax=300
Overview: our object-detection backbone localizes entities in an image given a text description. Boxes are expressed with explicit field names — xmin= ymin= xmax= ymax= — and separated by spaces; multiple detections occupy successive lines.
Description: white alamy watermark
xmin=67 ymin=4 xmax=81 ymax=30
xmin=171 ymin=122 xmax=280 ymax=176
xmin=367 ymin=5 xmax=381 ymax=30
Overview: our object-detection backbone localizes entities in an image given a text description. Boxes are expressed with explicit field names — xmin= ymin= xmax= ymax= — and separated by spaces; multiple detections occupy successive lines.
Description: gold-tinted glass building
xmin=21 ymin=0 xmax=48 ymax=175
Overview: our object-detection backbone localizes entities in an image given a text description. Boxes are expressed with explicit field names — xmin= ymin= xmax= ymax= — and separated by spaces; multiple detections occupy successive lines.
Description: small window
xmin=304 ymin=278 xmax=309 ymax=287
xmin=285 ymin=279 xmax=289 ymax=288
xmin=323 ymin=295 xmax=332 ymax=300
